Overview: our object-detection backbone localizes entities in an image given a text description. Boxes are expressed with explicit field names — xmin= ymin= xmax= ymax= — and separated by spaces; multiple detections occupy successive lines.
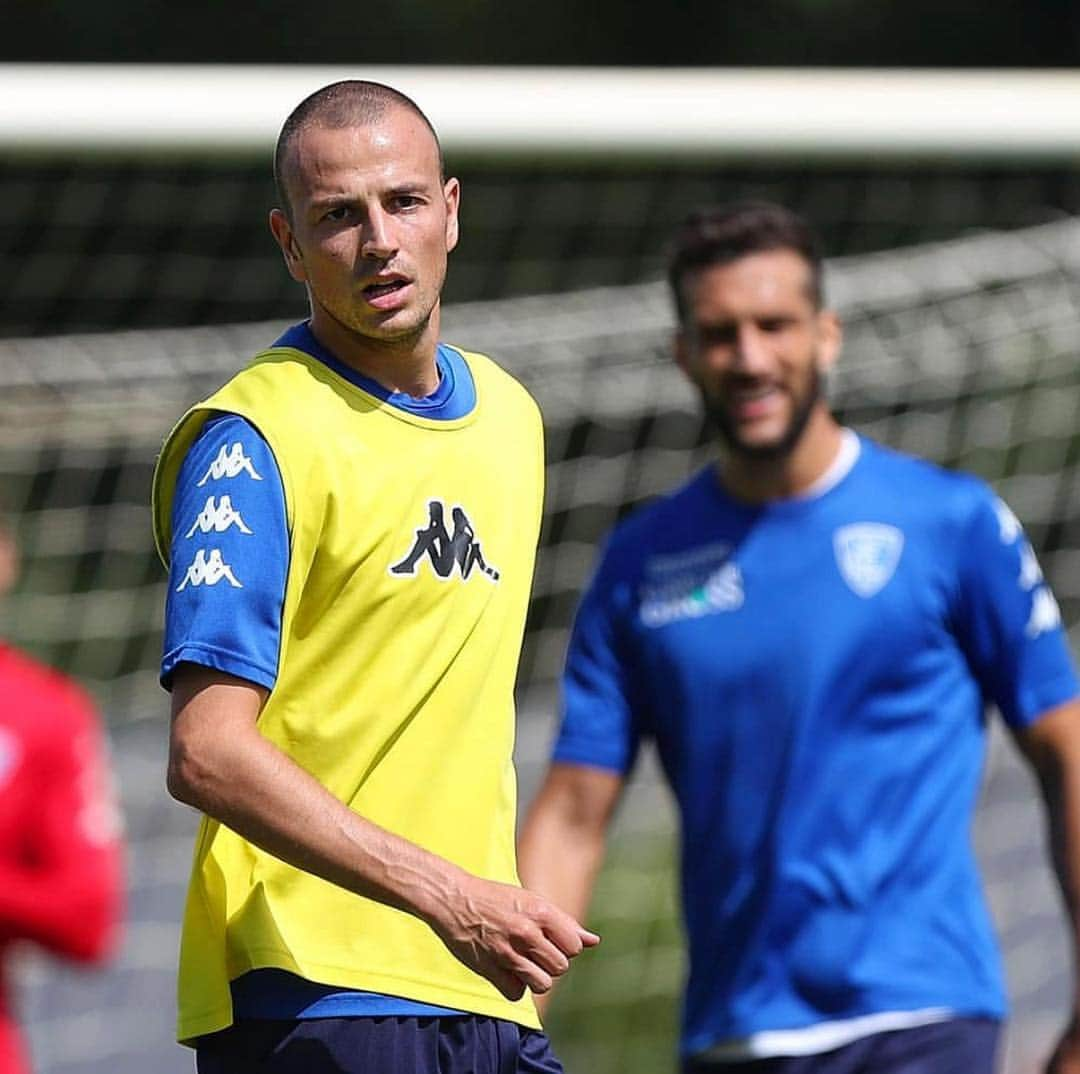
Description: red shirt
xmin=0 ymin=643 xmax=124 ymax=1074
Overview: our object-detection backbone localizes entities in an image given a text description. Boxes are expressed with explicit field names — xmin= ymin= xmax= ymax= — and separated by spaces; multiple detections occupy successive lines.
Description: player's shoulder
xmin=448 ymin=343 xmax=541 ymax=418
xmin=598 ymin=468 xmax=716 ymax=574
xmin=228 ymin=348 xmax=335 ymax=422
xmin=0 ymin=643 xmax=96 ymax=732
xmin=857 ymin=435 xmax=997 ymax=521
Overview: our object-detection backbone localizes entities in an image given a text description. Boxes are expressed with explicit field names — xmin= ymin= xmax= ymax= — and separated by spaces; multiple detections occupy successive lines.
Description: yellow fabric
xmin=152 ymin=344 xmax=545 ymax=1042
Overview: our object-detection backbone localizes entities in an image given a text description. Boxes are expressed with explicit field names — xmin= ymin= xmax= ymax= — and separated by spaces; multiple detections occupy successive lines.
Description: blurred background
xmin=2 ymin=5 xmax=1080 ymax=1073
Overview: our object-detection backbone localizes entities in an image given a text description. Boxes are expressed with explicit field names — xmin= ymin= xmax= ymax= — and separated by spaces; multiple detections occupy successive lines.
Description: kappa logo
xmin=1027 ymin=586 xmax=1063 ymax=638
xmin=993 ymin=497 xmax=1023 ymax=544
xmin=197 ymin=442 xmax=263 ymax=486
xmin=992 ymin=495 xmax=1052 ymax=596
xmin=1018 ymin=542 xmax=1044 ymax=591
xmin=176 ymin=548 xmax=243 ymax=591
xmin=390 ymin=500 xmax=500 ymax=582
xmin=185 ymin=495 xmax=253 ymax=538
xmin=834 ymin=523 xmax=904 ymax=598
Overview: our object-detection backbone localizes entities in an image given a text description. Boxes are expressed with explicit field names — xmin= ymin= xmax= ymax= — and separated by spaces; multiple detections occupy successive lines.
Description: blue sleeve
xmin=161 ymin=413 xmax=289 ymax=692
xmin=552 ymin=540 xmax=644 ymax=775
xmin=953 ymin=485 xmax=1080 ymax=728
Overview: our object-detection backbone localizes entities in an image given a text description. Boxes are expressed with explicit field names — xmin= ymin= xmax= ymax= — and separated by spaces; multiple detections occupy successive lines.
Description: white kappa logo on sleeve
xmin=1027 ymin=587 xmax=1063 ymax=638
xmin=185 ymin=495 xmax=254 ymax=537
xmin=176 ymin=549 xmax=243 ymax=591
xmin=196 ymin=443 xmax=263 ymax=486
xmin=834 ymin=523 xmax=904 ymax=598
xmin=993 ymin=497 xmax=1023 ymax=544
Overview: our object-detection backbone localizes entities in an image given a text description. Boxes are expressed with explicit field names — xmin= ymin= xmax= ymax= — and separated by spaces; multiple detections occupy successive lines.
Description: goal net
xmin=3 ymin=216 xmax=1078 ymax=1074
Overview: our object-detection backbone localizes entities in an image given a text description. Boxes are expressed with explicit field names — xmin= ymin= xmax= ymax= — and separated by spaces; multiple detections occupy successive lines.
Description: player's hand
xmin=429 ymin=872 xmax=600 ymax=1001
xmin=1046 ymin=1017 xmax=1080 ymax=1074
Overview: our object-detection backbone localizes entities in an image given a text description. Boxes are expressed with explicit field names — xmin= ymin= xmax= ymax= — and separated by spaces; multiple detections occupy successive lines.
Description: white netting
xmin=3 ymin=217 xmax=1079 ymax=1073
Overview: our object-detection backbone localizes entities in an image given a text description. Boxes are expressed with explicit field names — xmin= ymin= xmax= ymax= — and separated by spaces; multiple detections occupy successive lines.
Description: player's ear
xmin=814 ymin=308 xmax=842 ymax=373
xmin=443 ymin=177 xmax=461 ymax=254
xmin=269 ymin=208 xmax=307 ymax=284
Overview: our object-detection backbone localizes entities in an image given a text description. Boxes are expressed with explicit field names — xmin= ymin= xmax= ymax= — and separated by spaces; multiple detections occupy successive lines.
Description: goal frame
xmin=2 ymin=64 xmax=1080 ymax=161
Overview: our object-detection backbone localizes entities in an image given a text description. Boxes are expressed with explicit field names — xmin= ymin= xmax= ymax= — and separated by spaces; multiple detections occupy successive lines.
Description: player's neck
xmin=309 ymin=306 xmax=442 ymax=399
xmin=717 ymin=409 xmax=845 ymax=504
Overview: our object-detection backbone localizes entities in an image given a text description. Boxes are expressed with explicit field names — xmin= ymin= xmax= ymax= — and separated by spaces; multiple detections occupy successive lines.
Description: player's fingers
xmin=512 ymin=931 xmax=571 ymax=977
xmin=540 ymin=909 xmax=600 ymax=957
xmin=578 ymin=926 xmax=601 ymax=948
xmin=485 ymin=965 xmax=527 ymax=1001
xmin=497 ymin=934 xmax=561 ymax=994
xmin=509 ymin=958 xmax=554 ymax=995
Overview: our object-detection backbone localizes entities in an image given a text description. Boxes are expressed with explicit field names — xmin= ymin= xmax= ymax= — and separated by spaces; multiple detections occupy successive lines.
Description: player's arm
xmin=168 ymin=664 xmax=597 ymax=1000
xmin=0 ymin=689 xmax=122 ymax=962
xmin=520 ymin=763 xmax=623 ymax=926
xmin=952 ymin=489 xmax=1080 ymax=1073
xmin=1013 ymin=701 xmax=1080 ymax=1074
xmin=519 ymin=533 xmax=642 ymax=1010
xmin=518 ymin=761 xmax=623 ymax=1010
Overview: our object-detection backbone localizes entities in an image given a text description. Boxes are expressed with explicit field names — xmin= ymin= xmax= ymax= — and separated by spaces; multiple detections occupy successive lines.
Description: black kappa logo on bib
xmin=390 ymin=501 xmax=500 ymax=582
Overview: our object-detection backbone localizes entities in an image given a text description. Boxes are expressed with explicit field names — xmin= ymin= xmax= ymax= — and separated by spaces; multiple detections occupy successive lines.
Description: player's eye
xmin=699 ymin=325 xmax=737 ymax=347
xmin=322 ymin=206 xmax=351 ymax=223
xmin=390 ymin=194 xmax=424 ymax=212
xmin=759 ymin=317 xmax=793 ymax=333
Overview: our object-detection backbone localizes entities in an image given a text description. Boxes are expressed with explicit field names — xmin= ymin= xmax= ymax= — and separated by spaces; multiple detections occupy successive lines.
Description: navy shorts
xmin=682 ymin=1017 xmax=1000 ymax=1074
xmin=195 ymin=1014 xmax=564 ymax=1074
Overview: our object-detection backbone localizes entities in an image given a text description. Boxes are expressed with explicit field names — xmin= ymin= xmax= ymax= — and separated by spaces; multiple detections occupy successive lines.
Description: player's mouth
xmin=362 ymin=276 xmax=412 ymax=310
xmin=725 ymin=383 xmax=783 ymax=422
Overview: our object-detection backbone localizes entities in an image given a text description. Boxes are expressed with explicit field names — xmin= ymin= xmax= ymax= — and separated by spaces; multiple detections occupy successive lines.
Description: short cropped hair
xmin=273 ymin=80 xmax=445 ymax=220
xmin=666 ymin=201 xmax=825 ymax=322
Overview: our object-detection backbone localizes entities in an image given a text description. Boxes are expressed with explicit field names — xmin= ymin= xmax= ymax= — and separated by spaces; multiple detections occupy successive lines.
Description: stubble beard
xmin=321 ymin=290 xmax=439 ymax=352
xmin=701 ymin=364 xmax=823 ymax=462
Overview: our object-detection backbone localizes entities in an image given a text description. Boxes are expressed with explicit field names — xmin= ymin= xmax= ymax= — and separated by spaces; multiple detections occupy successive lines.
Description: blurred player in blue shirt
xmin=519 ymin=202 xmax=1080 ymax=1074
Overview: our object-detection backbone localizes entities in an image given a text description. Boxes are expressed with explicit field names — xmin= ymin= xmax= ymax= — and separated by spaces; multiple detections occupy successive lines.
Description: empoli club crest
xmin=833 ymin=523 xmax=904 ymax=598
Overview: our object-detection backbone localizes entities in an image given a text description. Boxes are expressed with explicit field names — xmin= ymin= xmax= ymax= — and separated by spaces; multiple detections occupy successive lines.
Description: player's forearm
xmin=1038 ymin=759 xmax=1080 ymax=1018
xmin=519 ymin=793 xmax=609 ymax=925
xmin=169 ymin=670 xmax=598 ymax=999
xmin=1021 ymin=704 xmax=1080 ymax=1023
xmin=168 ymin=718 xmax=467 ymax=925
xmin=170 ymin=715 xmax=599 ymax=999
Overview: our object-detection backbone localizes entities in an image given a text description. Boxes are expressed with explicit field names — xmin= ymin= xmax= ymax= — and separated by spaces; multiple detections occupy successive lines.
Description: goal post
xmin=3 ymin=64 xmax=1080 ymax=160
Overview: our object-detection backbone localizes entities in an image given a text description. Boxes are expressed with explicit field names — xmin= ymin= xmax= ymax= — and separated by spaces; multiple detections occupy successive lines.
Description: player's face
xmin=675 ymin=250 xmax=840 ymax=459
xmin=269 ymin=108 xmax=460 ymax=349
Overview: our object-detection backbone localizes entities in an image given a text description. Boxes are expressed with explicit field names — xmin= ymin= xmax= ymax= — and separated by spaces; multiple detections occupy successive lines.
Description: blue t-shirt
xmin=554 ymin=434 xmax=1079 ymax=1057
xmin=162 ymin=322 xmax=477 ymax=1021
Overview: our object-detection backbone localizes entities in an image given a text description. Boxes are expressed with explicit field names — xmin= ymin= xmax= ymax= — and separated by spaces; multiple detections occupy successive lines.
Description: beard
xmin=699 ymin=364 xmax=823 ymax=461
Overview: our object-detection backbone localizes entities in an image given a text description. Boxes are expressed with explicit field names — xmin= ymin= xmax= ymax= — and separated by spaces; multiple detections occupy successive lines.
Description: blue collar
xmin=274 ymin=321 xmax=477 ymax=421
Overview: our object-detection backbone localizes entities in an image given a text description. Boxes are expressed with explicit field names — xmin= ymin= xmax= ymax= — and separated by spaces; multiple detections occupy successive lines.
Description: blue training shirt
xmin=162 ymin=322 xmax=477 ymax=1021
xmin=554 ymin=433 xmax=1079 ymax=1057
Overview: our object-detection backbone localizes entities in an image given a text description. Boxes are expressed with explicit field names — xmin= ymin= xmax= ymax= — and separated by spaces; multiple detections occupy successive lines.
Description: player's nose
xmin=730 ymin=324 xmax=773 ymax=373
xmin=360 ymin=208 xmax=397 ymax=259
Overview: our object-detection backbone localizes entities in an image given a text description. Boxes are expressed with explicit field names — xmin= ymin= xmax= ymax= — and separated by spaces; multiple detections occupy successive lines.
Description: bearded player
xmin=520 ymin=201 xmax=1080 ymax=1074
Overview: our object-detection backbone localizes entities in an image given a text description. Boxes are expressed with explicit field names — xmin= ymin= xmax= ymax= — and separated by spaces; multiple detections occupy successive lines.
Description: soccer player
xmin=518 ymin=201 xmax=1080 ymax=1074
xmin=152 ymin=80 xmax=596 ymax=1074
xmin=0 ymin=519 xmax=123 ymax=1074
